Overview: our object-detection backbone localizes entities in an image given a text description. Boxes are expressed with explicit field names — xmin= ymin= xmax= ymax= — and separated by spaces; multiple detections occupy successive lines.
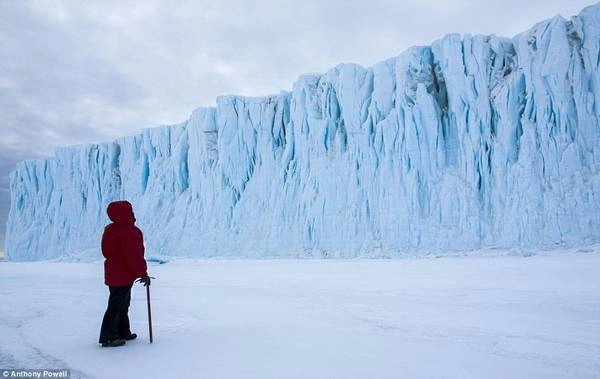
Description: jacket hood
xmin=106 ymin=201 xmax=136 ymax=225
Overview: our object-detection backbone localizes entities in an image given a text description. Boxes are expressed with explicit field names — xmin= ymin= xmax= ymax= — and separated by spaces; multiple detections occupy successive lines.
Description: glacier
xmin=6 ymin=4 xmax=600 ymax=260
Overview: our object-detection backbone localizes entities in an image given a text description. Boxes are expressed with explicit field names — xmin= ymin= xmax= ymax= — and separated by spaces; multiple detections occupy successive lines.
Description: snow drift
xmin=7 ymin=4 xmax=600 ymax=260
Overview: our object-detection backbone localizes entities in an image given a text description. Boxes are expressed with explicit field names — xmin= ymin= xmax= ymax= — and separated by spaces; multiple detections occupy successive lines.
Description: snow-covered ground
xmin=1 ymin=252 xmax=599 ymax=379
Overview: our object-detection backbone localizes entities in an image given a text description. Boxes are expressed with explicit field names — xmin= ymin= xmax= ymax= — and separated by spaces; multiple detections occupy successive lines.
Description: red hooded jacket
xmin=101 ymin=201 xmax=148 ymax=286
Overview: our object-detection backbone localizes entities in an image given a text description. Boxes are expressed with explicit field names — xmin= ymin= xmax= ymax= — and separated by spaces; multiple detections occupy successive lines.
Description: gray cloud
xmin=0 ymin=0 xmax=595 ymax=250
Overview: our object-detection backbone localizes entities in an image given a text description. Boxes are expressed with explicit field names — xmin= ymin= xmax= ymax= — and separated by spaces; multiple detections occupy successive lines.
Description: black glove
xmin=136 ymin=275 xmax=151 ymax=287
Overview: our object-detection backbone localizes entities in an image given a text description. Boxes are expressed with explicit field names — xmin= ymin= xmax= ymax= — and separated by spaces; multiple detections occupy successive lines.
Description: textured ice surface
xmin=6 ymin=4 xmax=600 ymax=260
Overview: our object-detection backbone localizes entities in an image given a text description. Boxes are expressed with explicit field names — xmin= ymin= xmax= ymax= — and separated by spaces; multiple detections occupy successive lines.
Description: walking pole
xmin=140 ymin=276 xmax=156 ymax=343
xmin=146 ymin=283 xmax=153 ymax=343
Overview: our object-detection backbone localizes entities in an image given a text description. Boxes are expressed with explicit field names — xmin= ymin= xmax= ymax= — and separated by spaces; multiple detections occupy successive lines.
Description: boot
xmin=101 ymin=339 xmax=126 ymax=347
xmin=122 ymin=333 xmax=137 ymax=341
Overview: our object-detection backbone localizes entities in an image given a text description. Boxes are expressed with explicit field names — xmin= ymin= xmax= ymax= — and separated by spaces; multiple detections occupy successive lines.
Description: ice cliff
xmin=7 ymin=4 xmax=600 ymax=260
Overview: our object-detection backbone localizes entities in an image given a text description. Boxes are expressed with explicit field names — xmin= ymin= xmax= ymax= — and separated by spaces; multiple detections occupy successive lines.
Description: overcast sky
xmin=0 ymin=0 xmax=595 ymax=251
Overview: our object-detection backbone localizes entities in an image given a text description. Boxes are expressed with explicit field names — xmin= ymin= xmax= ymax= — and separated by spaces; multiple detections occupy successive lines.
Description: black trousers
xmin=99 ymin=284 xmax=133 ymax=343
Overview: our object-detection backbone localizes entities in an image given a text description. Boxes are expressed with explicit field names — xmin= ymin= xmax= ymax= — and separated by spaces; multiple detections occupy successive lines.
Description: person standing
xmin=99 ymin=200 xmax=151 ymax=347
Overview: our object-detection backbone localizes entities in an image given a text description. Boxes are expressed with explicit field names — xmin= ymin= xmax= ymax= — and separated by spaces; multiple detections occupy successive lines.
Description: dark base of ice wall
xmin=7 ymin=4 xmax=600 ymax=260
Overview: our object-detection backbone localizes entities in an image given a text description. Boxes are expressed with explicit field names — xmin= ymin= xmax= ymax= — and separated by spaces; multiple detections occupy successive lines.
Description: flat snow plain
xmin=1 ymin=250 xmax=599 ymax=379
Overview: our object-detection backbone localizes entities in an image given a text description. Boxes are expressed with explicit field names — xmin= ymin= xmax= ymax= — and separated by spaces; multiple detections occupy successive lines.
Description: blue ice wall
xmin=7 ymin=4 xmax=600 ymax=260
